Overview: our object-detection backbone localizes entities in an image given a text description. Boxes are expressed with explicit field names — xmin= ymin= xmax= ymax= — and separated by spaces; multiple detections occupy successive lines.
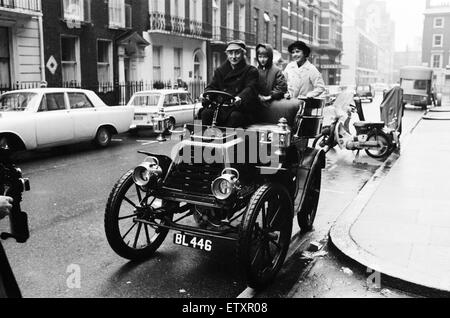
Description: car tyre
xmin=94 ymin=127 xmax=112 ymax=148
xmin=104 ymin=169 xmax=173 ymax=261
xmin=237 ymin=183 xmax=293 ymax=289
xmin=297 ymin=163 xmax=321 ymax=233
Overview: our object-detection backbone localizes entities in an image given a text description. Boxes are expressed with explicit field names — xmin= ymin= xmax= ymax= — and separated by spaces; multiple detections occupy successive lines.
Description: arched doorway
xmin=193 ymin=49 xmax=204 ymax=81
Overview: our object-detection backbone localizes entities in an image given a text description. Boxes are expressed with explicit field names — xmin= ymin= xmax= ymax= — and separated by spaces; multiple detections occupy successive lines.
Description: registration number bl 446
xmin=173 ymin=233 xmax=213 ymax=252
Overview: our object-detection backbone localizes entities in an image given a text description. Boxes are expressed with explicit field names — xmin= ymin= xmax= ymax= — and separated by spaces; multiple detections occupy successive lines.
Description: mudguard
xmin=293 ymin=147 xmax=326 ymax=214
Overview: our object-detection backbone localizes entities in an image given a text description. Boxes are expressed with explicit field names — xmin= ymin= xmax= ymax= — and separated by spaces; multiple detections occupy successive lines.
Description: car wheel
xmin=237 ymin=183 xmax=293 ymax=289
xmin=94 ymin=127 xmax=112 ymax=148
xmin=104 ymin=169 xmax=174 ymax=261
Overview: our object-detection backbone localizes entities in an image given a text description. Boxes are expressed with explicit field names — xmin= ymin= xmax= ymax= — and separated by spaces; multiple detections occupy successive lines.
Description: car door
xmin=163 ymin=93 xmax=182 ymax=124
xmin=67 ymin=92 xmax=100 ymax=140
xmin=179 ymin=92 xmax=196 ymax=123
xmin=35 ymin=93 xmax=74 ymax=146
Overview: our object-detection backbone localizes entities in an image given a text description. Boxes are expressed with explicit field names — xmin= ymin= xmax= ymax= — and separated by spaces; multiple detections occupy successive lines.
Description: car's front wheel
xmin=94 ymin=127 xmax=112 ymax=148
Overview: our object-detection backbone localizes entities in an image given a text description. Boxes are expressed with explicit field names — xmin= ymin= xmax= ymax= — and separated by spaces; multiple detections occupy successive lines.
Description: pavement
xmin=329 ymin=100 xmax=450 ymax=296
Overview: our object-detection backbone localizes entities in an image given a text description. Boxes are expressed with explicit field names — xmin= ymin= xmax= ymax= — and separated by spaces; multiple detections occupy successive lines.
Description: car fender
xmin=96 ymin=106 xmax=134 ymax=135
xmin=293 ymin=148 xmax=326 ymax=214
xmin=0 ymin=115 xmax=37 ymax=150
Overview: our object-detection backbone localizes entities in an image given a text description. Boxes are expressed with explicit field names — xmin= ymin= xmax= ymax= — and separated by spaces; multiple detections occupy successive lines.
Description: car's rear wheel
xmin=94 ymin=127 xmax=112 ymax=148
xmin=297 ymin=163 xmax=322 ymax=233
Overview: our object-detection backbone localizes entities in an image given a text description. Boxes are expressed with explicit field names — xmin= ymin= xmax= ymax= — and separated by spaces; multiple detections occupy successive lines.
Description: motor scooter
xmin=313 ymin=88 xmax=402 ymax=159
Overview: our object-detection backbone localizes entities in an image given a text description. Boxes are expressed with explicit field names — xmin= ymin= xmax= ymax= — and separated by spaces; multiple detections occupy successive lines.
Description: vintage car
xmin=104 ymin=91 xmax=326 ymax=289
xmin=0 ymin=88 xmax=133 ymax=152
xmin=128 ymin=89 xmax=202 ymax=132
xmin=354 ymin=84 xmax=374 ymax=103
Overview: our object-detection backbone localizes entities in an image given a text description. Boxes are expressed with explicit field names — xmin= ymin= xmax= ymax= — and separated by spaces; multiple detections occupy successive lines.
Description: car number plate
xmin=134 ymin=115 xmax=144 ymax=121
xmin=173 ymin=233 xmax=213 ymax=252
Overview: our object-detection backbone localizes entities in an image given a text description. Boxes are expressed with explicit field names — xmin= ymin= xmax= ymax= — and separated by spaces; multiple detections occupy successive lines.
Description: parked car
xmin=128 ymin=89 xmax=202 ymax=132
xmin=354 ymin=84 xmax=374 ymax=102
xmin=0 ymin=88 xmax=133 ymax=152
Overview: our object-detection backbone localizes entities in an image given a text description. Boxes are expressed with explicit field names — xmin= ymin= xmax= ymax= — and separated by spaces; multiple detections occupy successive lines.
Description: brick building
xmin=422 ymin=0 xmax=450 ymax=99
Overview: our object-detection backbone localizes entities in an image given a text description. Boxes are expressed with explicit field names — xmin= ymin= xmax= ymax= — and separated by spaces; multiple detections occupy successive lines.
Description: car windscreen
xmin=0 ymin=92 xmax=38 ymax=112
xmin=357 ymin=86 xmax=370 ymax=92
xmin=130 ymin=94 xmax=160 ymax=107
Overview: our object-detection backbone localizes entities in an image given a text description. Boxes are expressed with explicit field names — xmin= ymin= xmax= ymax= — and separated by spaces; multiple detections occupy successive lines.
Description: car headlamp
xmin=132 ymin=156 xmax=163 ymax=188
xmin=211 ymin=168 xmax=240 ymax=201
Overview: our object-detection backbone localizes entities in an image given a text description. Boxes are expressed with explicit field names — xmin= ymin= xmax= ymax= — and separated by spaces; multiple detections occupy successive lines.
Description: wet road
xmin=0 ymin=95 xmax=423 ymax=298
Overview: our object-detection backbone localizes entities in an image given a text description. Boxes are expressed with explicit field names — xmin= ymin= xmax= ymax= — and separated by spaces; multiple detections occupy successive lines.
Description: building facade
xmin=281 ymin=0 xmax=344 ymax=85
xmin=0 ymin=0 xmax=45 ymax=91
xmin=422 ymin=0 xmax=450 ymax=98
xmin=42 ymin=0 xmax=149 ymax=90
xmin=147 ymin=0 xmax=211 ymax=85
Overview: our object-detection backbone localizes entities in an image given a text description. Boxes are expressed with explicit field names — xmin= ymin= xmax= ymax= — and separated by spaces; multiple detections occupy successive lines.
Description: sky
xmin=343 ymin=0 xmax=427 ymax=51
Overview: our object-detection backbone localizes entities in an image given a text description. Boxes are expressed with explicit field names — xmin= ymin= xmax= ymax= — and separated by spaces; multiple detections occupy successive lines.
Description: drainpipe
xmin=38 ymin=14 xmax=46 ymax=82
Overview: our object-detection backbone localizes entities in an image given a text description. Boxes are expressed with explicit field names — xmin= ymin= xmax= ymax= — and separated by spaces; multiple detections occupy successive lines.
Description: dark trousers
xmin=0 ymin=242 xmax=22 ymax=298
xmin=201 ymin=107 xmax=251 ymax=128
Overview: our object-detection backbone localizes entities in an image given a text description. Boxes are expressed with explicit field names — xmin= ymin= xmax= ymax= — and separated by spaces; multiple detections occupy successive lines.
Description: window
xmin=109 ymin=0 xmax=125 ymax=28
xmin=273 ymin=15 xmax=278 ymax=49
xmin=97 ymin=40 xmax=112 ymax=84
xmin=287 ymin=1 xmax=292 ymax=29
xmin=239 ymin=4 xmax=246 ymax=33
xmin=153 ymin=46 xmax=162 ymax=81
xmin=301 ymin=8 xmax=306 ymax=34
xmin=434 ymin=17 xmax=444 ymax=28
xmin=433 ymin=34 xmax=443 ymax=47
xmin=0 ymin=27 xmax=10 ymax=87
xmin=290 ymin=5 xmax=295 ymax=30
xmin=174 ymin=48 xmax=182 ymax=79
xmin=1 ymin=93 xmax=37 ymax=112
xmin=164 ymin=94 xmax=180 ymax=107
xmin=414 ymin=80 xmax=428 ymax=90
xmin=227 ymin=1 xmax=234 ymax=39
xmin=212 ymin=0 xmax=221 ymax=38
xmin=125 ymin=4 xmax=132 ymax=28
xmin=40 ymin=93 xmax=66 ymax=112
xmin=254 ymin=8 xmax=259 ymax=44
xmin=432 ymin=54 xmax=442 ymax=68
xmin=131 ymin=94 xmax=161 ymax=107
xmin=171 ymin=0 xmax=184 ymax=17
xmin=190 ymin=0 xmax=202 ymax=22
xmin=62 ymin=0 xmax=90 ymax=22
xmin=179 ymin=93 xmax=193 ymax=105
xmin=313 ymin=14 xmax=319 ymax=40
xmin=263 ymin=13 xmax=270 ymax=43
xmin=68 ymin=93 xmax=94 ymax=109
xmin=61 ymin=36 xmax=80 ymax=85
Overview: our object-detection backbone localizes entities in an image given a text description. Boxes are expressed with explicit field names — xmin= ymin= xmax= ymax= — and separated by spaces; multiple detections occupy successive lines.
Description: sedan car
xmin=128 ymin=89 xmax=202 ymax=132
xmin=0 ymin=88 xmax=133 ymax=152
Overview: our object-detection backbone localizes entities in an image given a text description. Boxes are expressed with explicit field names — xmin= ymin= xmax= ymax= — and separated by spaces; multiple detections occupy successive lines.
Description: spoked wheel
xmin=238 ymin=183 xmax=293 ymax=289
xmin=104 ymin=169 xmax=174 ymax=261
xmin=365 ymin=131 xmax=392 ymax=159
xmin=297 ymin=163 xmax=322 ymax=233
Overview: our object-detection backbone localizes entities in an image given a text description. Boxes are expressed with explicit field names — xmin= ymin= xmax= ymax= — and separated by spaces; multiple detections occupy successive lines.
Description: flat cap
xmin=226 ymin=40 xmax=247 ymax=51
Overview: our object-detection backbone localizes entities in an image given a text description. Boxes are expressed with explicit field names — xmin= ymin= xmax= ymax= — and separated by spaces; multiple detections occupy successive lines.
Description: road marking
xmin=112 ymin=139 xmax=123 ymax=142
xmin=327 ymin=164 xmax=338 ymax=171
xmin=237 ymin=287 xmax=256 ymax=298
xmin=137 ymin=140 xmax=159 ymax=146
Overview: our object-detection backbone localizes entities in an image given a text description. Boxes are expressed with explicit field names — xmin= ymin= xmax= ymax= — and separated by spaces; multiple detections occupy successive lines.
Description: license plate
xmin=173 ymin=233 xmax=213 ymax=252
xmin=134 ymin=116 xmax=144 ymax=121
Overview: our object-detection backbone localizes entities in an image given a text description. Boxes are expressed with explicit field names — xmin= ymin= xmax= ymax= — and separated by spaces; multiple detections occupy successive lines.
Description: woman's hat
xmin=288 ymin=41 xmax=311 ymax=57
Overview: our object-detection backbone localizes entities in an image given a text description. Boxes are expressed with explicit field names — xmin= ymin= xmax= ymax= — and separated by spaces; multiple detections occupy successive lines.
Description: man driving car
xmin=201 ymin=40 xmax=259 ymax=128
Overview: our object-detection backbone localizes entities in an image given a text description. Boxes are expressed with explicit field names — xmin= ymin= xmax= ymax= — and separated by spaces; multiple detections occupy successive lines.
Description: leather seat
xmin=247 ymin=99 xmax=302 ymax=131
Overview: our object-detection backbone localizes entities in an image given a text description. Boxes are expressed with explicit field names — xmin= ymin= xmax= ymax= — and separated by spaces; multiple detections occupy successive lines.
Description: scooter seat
xmin=353 ymin=121 xmax=385 ymax=129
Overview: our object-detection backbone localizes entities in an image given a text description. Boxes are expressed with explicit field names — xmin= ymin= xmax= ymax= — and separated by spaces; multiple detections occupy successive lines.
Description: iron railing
xmin=149 ymin=11 xmax=212 ymax=39
xmin=0 ymin=0 xmax=41 ymax=12
xmin=211 ymin=26 xmax=256 ymax=46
